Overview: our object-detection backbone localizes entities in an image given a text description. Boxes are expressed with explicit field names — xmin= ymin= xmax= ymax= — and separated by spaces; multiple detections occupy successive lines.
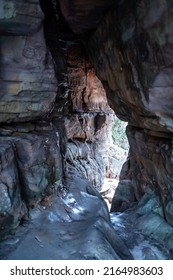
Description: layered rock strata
xmin=1 ymin=0 xmax=173 ymax=259
xmin=81 ymin=0 xmax=173 ymax=228
xmin=0 ymin=0 xmax=115 ymax=239
xmin=59 ymin=0 xmax=173 ymax=252
xmin=0 ymin=0 xmax=62 ymax=238
xmin=64 ymin=41 xmax=114 ymax=189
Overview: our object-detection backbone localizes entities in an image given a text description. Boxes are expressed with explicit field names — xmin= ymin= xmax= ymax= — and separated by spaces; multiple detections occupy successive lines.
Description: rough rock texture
xmin=82 ymin=0 xmax=173 ymax=228
xmin=60 ymin=0 xmax=173 ymax=253
xmin=0 ymin=141 xmax=26 ymax=239
xmin=0 ymin=1 xmax=57 ymax=123
xmin=0 ymin=124 xmax=62 ymax=239
xmin=0 ymin=0 xmax=63 ymax=237
xmin=1 ymin=0 xmax=173 ymax=259
xmin=0 ymin=172 xmax=133 ymax=260
xmin=84 ymin=0 xmax=173 ymax=129
xmin=125 ymin=125 xmax=173 ymax=227
xmin=62 ymin=39 xmax=114 ymax=189
xmin=0 ymin=0 xmax=43 ymax=35
xmin=0 ymin=0 xmax=114 ymax=239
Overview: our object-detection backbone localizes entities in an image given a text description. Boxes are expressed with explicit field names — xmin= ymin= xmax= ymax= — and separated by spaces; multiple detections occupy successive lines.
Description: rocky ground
xmin=0 ymin=171 xmax=133 ymax=260
xmin=0 ymin=171 xmax=171 ymax=260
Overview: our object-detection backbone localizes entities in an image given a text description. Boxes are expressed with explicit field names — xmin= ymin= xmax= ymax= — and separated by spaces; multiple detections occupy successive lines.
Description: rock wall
xmin=2 ymin=0 xmax=173 ymax=246
xmin=81 ymin=0 xmax=173 ymax=226
xmin=64 ymin=41 xmax=114 ymax=189
xmin=0 ymin=0 xmax=63 ymax=238
xmin=40 ymin=0 xmax=116 ymax=189
xmin=0 ymin=1 xmax=57 ymax=123
xmin=0 ymin=0 xmax=115 ymax=238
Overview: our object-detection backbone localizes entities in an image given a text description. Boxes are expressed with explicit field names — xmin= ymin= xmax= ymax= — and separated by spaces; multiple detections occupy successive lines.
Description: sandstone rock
xmin=83 ymin=0 xmax=173 ymax=228
xmin=66 ymin=141 xmax=105 ymax=190
xmin=66 ymin=41 xmax=111 ymax=113
xmin=1 ymin=0 xmax=173 ymax=260
xmin=105 ymin=144 xmax=128 ymax=179
xmin=0 ymin=126 xmax=62 ymax=239
xmin=0 ymin=142 xmax=26 ymax=240
xmin=13 ymin=131 xmax=62 ymax=207
xmin=0 ymin=172 xmax=133 ymax=260
xmin=0 ymin=0 xmax=44 ymax=35
xmin=125 ymin=125 xmax=173 ymax=226
xmin=85 ymin=0 xmax=173 ymax=132
xmin=0 ymin=9 xmax=57 ymax=123
xmin=65 ymin=111 xmax=115 ymax=190
xmin=60 ymin=39 xmax=115 ymax=189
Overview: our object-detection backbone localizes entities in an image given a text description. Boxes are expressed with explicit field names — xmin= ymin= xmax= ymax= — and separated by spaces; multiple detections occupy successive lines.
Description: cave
xmin=0 ymin=0 xmax=173 ymax=260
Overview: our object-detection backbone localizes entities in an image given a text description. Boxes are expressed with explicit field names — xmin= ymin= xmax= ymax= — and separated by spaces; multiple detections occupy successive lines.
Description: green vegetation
xmin=112 ymin=117 xmax=129 ymax=150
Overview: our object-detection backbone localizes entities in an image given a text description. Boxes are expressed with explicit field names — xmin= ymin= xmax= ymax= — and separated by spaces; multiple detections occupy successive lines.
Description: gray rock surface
xmin=83 ymin=0 xmax=173 ymax=233
xmin=0 ymin=173 xmax=133 ymax=260
xmin=0 ymin=0 xmax=44 ymax=35
xmin=1 ymin=0 xmax=173 ymax=260
xmin=0 ymin=124 xmax=62 ymax=239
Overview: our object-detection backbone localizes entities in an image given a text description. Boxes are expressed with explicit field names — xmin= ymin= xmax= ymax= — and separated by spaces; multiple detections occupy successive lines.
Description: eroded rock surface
xmin=61 ymin=39 xmax=114 ymax=189
xmin=0 ymin=173 xmax=133 ymax=260
xmin=0 ymin=123 xmax=62 ymax=239
xmin=0 ymin=0 xmax=115 ymax=243
xmin=1 ymin=0 xmax=173 ymax=260
xmin=82 ymin=0 xmax=173 ymax=245
xmin=0 ymin=1 xmax=57 ymax=123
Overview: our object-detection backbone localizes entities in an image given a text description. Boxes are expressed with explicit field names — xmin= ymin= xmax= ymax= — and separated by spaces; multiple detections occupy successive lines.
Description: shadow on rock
xmin=0 ymin=171 xmax=133 ymax=260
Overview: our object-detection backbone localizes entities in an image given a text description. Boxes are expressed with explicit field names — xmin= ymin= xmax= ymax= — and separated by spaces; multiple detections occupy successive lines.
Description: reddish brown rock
xmin=66 ymin=42 xmax=111 ymax=113
xmin=60 ymin=39 xmax=114 ymax=189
